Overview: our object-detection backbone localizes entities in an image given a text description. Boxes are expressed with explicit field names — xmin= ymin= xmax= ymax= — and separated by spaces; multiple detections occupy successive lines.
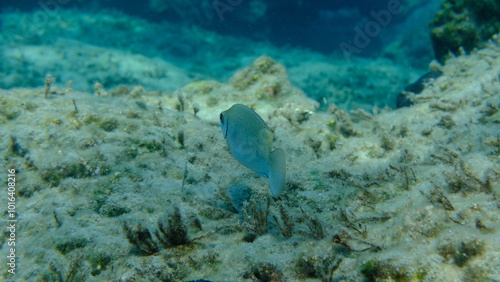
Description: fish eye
xmin=220 ymin=113 xmax=224 ymax=122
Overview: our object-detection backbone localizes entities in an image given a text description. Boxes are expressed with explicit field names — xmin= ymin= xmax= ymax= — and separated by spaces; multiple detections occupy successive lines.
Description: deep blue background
xmin=0 ymin=0 xmax=409 ymax=55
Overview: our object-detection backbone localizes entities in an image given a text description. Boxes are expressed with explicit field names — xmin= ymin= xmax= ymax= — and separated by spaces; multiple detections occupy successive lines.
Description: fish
xmin=220 ymin=104 xmax=286 ymax=198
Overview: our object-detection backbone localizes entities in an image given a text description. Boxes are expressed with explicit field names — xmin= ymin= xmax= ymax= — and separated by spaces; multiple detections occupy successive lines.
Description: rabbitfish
xmin=220 ymin=104 xmax=286 ymax=198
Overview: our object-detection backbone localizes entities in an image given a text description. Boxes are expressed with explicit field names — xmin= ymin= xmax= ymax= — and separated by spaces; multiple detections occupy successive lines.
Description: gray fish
xmin=220 ymin=104 xmax=286 ymax=198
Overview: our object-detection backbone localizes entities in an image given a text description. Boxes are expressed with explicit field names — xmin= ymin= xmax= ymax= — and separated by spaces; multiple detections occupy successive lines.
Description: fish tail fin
xmin=269 ymin=148 xmax=286 ymax=198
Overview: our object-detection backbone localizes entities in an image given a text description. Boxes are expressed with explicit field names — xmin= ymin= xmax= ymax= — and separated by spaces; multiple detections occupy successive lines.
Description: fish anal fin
xmin=269 ymin=148 xmax=286 ymax=198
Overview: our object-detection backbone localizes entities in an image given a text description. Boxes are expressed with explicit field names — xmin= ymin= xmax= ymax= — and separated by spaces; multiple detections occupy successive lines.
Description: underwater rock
xmin=0 ymin=39 xmax=191 ymax=91
xmin=227 ymin=181 xmax=253 ymax=213
xmin=243 ymin=262 xmax=283 ymax=282
xmin=396 ymin=70 xmax=442 ymax=108
xmin=289 ymin=59 xmax=419 ymax=110
xmin=228 ymin=56 xmax=289 ymax=96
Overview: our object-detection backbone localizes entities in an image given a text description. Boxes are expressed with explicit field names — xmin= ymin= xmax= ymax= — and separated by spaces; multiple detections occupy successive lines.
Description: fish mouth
xmin=222 ymin=119 xmax=228 ymax=139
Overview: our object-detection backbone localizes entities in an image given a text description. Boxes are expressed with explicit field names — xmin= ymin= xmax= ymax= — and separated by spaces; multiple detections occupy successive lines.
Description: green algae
xmin=0 ymin=96 xmax=21 ymax=122
xmin=229 ymin=56 xmax=286 ymax=91
xmin=99 ymin=118 xmax=119 ymax=132
xmin=430 ymin=0 xmax=500 ymax=62
xmin=56 ymin=238 xmax=90 ymax=255
xmin=361 ymin=260 xmax=411 ymax=281
xmin=439 ymin=239 xmax=486 ymax=267
xmin=87 ymin=253 xmax=112 ymax=276
xmin=41 ymin=163 xmax=92 ymax=186
xmin=181 ymin=80 xmax=218 ymax=95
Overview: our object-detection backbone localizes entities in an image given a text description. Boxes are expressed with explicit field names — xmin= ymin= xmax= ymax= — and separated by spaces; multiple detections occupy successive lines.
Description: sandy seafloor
xmin=0 ymin=8 xmax=499 ymax=282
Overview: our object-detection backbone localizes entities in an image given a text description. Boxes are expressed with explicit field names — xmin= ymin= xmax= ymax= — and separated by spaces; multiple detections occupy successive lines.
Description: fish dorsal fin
xmin=231 ymin=104 xmax=270 ymax=132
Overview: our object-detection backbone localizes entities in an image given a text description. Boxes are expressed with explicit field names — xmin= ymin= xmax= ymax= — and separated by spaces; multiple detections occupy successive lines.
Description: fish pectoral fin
xmin=269 ymin=148 xmax=286 ymax=198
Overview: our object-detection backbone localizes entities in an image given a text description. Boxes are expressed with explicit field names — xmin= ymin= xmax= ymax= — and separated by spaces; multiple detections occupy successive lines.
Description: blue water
xmin=0 ymin=0 xmax=442 ymax=106
xmin=2 ymin=0 xmax=441 ymax=56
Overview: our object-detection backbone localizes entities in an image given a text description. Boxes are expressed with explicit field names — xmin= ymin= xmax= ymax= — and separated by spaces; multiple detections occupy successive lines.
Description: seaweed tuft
xmin=123 ymin=222 xmax=159 ymax=256
xmin=155 ymin=206 xmax=189 ymax=247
